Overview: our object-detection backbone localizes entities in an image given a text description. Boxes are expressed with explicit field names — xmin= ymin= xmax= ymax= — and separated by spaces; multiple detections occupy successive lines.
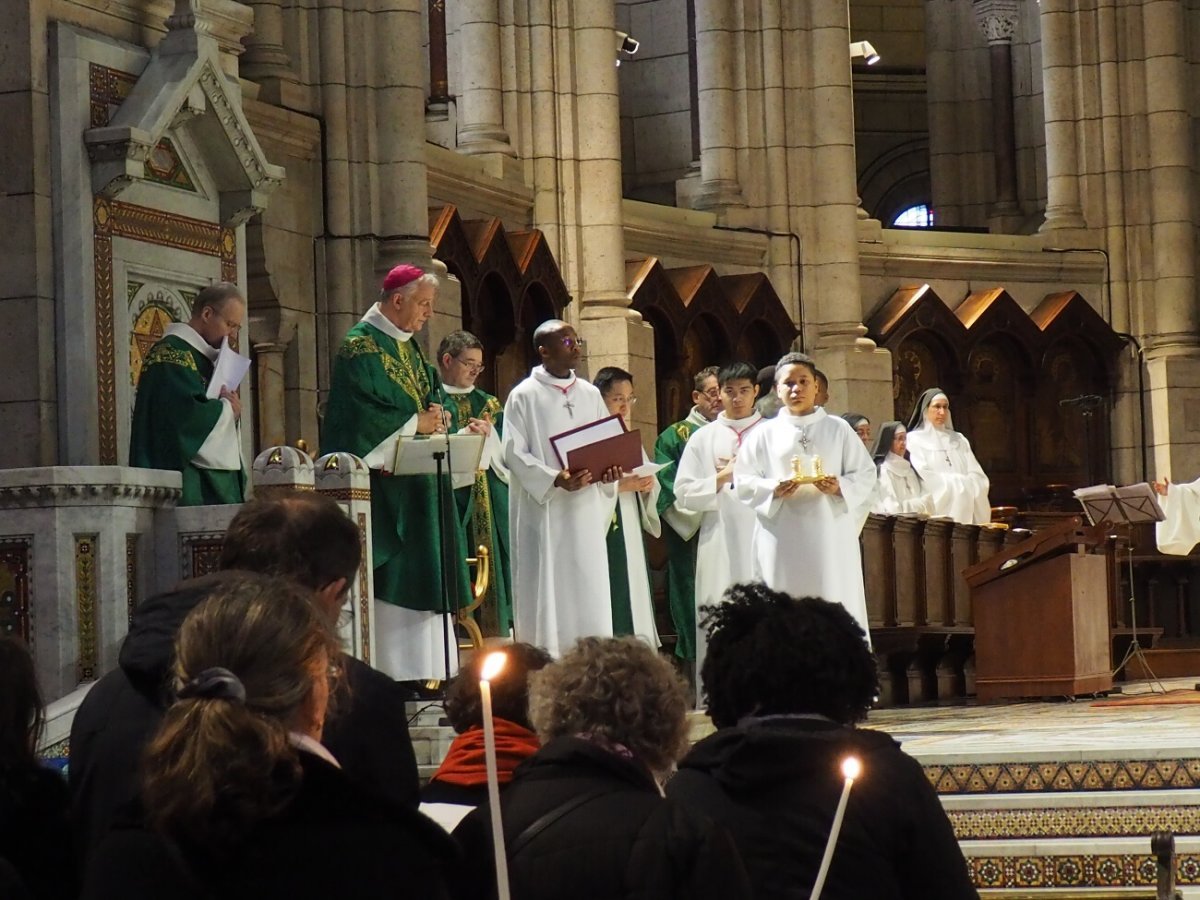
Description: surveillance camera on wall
xmin=849 ymin=40 xmax=880 ymax=65
xmin=615 ymin=31 xmax=640 ymax=56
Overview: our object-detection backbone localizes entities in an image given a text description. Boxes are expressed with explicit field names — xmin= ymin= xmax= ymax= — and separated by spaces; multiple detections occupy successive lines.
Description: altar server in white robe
xmin=905 ymin=388 xmax=991 ymax=525
xmin=872 ymin=421 xmax=936 ymax=516
xmin=1153 ymin=477 xmax=1200 ymax=555
xmin=734 ymin=353 xmax=876 ymax=637
xmin=675 ymin=362 xmax=764 ymax=673
xmin=595 ymin=367 xmax=661 ymax=647
xmin=504 ymin=320 xmax=622 ymax=657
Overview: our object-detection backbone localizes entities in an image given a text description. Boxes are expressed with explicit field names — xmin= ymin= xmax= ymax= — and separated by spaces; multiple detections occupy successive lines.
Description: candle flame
xmin=841 ymin=756 xmax=861 ymax=780
xmin=480 ymin=650 xmax=507 ymax=682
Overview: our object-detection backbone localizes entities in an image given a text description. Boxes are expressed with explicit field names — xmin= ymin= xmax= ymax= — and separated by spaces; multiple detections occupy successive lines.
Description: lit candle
xmin=809 ymin=756 xmax=861 ymax=900
xmin=480 ymin=651 xmax=511 ymax=900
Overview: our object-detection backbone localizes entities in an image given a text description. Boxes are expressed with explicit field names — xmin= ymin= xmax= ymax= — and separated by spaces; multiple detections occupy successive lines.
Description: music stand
xmin=393 ymin=433 xmax=485 ymax=682
xmin=1075 ymin=483 xmax=1166 ymax=693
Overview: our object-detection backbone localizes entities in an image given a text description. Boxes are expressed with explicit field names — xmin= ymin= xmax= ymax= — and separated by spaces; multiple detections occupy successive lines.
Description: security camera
xmin=849 ymin=40 xmax=880 ymax=65
xmin=615 ymin=31 xmax=640 ymax=55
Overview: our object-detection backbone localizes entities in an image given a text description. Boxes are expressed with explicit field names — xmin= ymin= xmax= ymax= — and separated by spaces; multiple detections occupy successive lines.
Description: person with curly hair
xmin=421 ymin=643 xmax=551 ymax=829
xmin=453 ymin=636 xmax=751 ymax=900
xmin=81 ymin=573 xmax=455 ymax=900
xmin=667 ymin=583 xmax=977 ymax=900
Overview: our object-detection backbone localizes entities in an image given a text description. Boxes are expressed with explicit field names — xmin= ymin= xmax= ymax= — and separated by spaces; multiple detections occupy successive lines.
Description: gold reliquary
xmin=789 ymin=454 xmax=825 ymax=484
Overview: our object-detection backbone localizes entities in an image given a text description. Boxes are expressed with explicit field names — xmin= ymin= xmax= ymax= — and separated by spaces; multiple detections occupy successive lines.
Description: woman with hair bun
xmin=82 ymin=572 xmax=455 ymax=900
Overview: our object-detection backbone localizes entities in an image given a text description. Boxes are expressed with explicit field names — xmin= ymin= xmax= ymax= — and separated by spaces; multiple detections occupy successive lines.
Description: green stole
xmin=606 ymin=498 xmax=653 ymax=636
xmin=443 ymin=387 xmax=512 ymax=634
xmin=129 ymin=334 xmax=244 ymax=506
xmin=653 ymin=409 xmax=708 ymax=660
xmin=322 ymin=321 xmax=469 ymax=612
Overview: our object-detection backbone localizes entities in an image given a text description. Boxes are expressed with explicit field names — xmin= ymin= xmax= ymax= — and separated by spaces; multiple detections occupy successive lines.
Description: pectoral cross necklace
xmin=796 ymin=426 xmax=812 ymax=454
xmin=545 ymin=377 xmax=578 ymax=418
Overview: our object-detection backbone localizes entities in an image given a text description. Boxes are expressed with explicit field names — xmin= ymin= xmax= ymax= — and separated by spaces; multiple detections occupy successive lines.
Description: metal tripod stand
xmin=1112 ymin=525 xmax=1165 ymax=693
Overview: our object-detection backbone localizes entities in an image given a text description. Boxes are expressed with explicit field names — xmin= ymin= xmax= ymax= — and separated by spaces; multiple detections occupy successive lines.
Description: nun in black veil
xmin=903 ymin=388 xmax=991 ymax=524
xmin=870 ymin=420 xmax=934 ymax=516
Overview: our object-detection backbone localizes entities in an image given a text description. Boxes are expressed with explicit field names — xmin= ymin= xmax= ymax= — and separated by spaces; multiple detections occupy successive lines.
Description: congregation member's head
xmin=814 ymin=368 xmax=830 ymax=408
xmin=756 ymin=366 xmax=775 ymax=400
xmin=533 ymin=319 xmax=583 ymax=377
xmin=529 ymin=636 xmax=690 ymax=781
xmin=188 ymin=282 xmax=244 ymax=348
xmin=444 ymin=643 xmax=553 ymax=734
xmin=377 ymin=264 xmax=439 ymax=334
xmin=595 ymin=366 xmax=637 ymax=425
xmin=908 ymin=387 xmax=953 ymax=433
xmin=219 ymin=492 xmax=361 ymax=623
xmin=843 ymin=413 xmax=872 ymax=448
xmin=437 ymin=330 xmax=486 ymax=389
xmin=774 ymin=352 xmax=823 ymax=417
xmin=141 ymin=573 xmax=340 ymax=850
xmin=0 ymin=637 xmax=43 ymax=768
xmin=872 ymin=420 xmax=909 ymax=465
xmin=718 ymin=362 xmax=760 ymax=420
xmin=692 ymin=365 xmax=723 ymax=421
xmin=701 ymin=582 xmax=876 ymax=728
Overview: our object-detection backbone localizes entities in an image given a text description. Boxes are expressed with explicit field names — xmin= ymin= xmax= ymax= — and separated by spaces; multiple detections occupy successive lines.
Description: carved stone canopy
xmin=83 ymin=0 xmax=285 ymax=227
xmin=973 ymin=0 xmax=1021 ymax=45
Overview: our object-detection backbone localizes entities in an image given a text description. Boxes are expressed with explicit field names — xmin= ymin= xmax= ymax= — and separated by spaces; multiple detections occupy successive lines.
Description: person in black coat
xmin=69 ymin=493 xmax=420 ymax=860
xmin=0 ymin=637 xmax=75 ymax=900
xmin=667 ymin=583 xmax=978 ymax=900
xmin=454 ymin=636 xmax=751 ymax=900
xmin=80 ymin=573 xmax=455 ymax=900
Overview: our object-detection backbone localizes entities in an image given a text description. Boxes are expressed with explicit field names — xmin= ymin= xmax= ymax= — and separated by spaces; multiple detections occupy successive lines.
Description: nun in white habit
xmin=871 ymin=420 xmax=935 ymax=517
xmin=904 ymin=388 xmax=991 ymax=525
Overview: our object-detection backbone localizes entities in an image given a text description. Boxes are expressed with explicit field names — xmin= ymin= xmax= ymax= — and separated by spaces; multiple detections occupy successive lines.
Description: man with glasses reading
xmin=129 ymin=281 xmax=246 ymax=505
xmin=436 ymin=330 xmax=513 ymax=637
xmin=503 ymin=319 xmax=622 ymax=657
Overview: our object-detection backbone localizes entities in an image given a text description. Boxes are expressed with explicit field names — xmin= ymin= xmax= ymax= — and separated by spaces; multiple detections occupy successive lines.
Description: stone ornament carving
xmin=973 ymin=0 xmax=1020 ymax=45
xmin=252 ymin=446 xmax=316 ymax=493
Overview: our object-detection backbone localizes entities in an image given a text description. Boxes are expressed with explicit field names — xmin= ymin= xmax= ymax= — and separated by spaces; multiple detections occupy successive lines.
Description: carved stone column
xmin=457 ymin=0 xmax=514 ymax=154
xmin=1038 ymin=0 xmax=1087 ymax=232
xmin=240 ymin=0 xmax=295 ymax=91
xmin=249 ymin=308 xmax=298 ymax=450
xmin=693 ymin=0 xmax=744 ymax=210
xmin=973 ymin=0 xmax=1021 ymax=232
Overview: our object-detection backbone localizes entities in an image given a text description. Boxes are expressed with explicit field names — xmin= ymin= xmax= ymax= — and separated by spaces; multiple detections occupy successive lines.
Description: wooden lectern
xmin=963 ymin=517 xmax=1111 ymax=701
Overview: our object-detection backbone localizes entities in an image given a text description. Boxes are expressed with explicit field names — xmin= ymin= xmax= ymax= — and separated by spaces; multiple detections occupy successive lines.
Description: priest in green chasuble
xmin=595 ymin=367 xmax=660 ymax=647
xmin=435 ymin=329 xmax=513 ymax=636
xmin=129 ymin=282 xmax=246 ymax=506
xmin=653 ymin=366 xmax=721 ymax=661
xmin=321 ymin=265 xmax=469 ymax=682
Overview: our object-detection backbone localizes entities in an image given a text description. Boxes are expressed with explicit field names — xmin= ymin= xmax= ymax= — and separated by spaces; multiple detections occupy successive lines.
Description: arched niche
xmin=890 ymin=330 xmax=960 ymax=425
xmin=961 ymin=334 xmax=1028 ymax=504
xmin=1033 ymin=337 xmax=1110 ymax=491
xmin=472 ymin=271 xmax=517 ymax=397
xmin=642 ymin=306 xmax=686 ymax=428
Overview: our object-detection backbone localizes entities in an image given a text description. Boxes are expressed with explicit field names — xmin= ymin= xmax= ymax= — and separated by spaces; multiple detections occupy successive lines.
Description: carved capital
xmin=973 ymin=0 xmax=1020 ymax=45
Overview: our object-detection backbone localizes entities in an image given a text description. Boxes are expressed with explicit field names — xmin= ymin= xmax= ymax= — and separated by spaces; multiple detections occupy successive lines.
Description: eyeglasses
xmin=455 ymin=356 xmax=485 ymax=374
xmin=700 ymin=389 xmax=721 ymax=400
xmin=610 ymin=395 xmax=638 ymax=406
xmin=561 ymin=337 xmax=586 ymax=350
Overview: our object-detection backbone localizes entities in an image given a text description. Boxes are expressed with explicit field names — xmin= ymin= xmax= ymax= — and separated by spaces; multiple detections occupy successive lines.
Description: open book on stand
xmin=1073 ymin=483 xmax=1164 ymax=526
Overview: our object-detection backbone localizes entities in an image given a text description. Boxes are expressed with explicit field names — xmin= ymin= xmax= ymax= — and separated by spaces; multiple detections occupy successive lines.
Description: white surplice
xmin=873 ymin=452 xmax=936 ymax=517
xmin=675 ymin=412 xmax=764 ymax=673
xmin=616 ymin=450 xmax=662 ymax=647
xmin=734 ymin=409 xmax=876 ymax=638
xmin=1157 ymin=477 xmax=1200 ymax=555
xmin=504 ymin=366 xmax=618 ymax=658
xmin=905 ymin=426 xmax=991 ymax=524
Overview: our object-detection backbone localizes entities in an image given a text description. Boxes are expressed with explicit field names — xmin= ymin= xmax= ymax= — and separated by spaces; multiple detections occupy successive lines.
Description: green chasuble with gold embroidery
xmin=129 ymin=334 xmax=244 ymax=506
xmin=444 ymin=388 xmax=512 ymax=634
xmin=654 ymin=409 xmax=708 ymax=660
xmin=322 ymin=321 xmax=469 ymax=613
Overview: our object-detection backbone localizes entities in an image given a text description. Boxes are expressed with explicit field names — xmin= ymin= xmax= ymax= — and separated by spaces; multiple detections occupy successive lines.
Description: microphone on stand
xmin=1059 ymin=394 xmax=1105 ymax=408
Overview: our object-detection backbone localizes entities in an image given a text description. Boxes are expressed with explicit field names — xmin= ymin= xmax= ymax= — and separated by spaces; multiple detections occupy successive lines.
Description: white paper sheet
xmin=549 ymin=415 xmax=626 ymax=468
xmin=205 ymin=338 xmax=252 ymax=399
xmin=630 ymin=461 xmax=668 ymax=477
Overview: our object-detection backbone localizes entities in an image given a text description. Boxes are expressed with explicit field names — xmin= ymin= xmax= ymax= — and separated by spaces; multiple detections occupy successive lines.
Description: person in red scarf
xmin=420 ymin=643 xmax=550 ymax=831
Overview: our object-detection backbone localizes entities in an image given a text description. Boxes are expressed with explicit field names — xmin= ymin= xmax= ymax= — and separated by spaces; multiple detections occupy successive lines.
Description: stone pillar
xmin=1038 ymin=0 xmax=1086 ymax=232
xmin=240 ymin=0 xmax=295 ymax=94
xmin=693 ymin=0 xmax=744 ymax=211
xmin=315 ymin=452 xmax=377 ymax=665
xmin=973 ymin=0 xmax=1022 ymax=232
xmin=373 ymin=0 xmax=437 ymax=274
xmin=249 ymin=308 xmax=298 ymax=450
xmin=457 ymin=0 xmax=514 ymax=155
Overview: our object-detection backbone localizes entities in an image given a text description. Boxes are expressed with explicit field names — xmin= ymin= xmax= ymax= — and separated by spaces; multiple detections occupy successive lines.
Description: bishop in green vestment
xmin=129 ymin=283 xmax=246 ymax=506
xmin=321 ymin=265 xmax=469 ymax=682
xmin=653 ymin=366 xmax=722 ymax=660
xmin=436 ymin=330 xmax=513 ymax=636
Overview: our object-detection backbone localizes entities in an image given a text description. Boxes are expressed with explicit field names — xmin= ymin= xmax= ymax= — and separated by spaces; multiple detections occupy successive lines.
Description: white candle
xmin=480 ymin=651 xmax=511 ymax=900
xmin=809 ymin=756 xmax=861 ymax=900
